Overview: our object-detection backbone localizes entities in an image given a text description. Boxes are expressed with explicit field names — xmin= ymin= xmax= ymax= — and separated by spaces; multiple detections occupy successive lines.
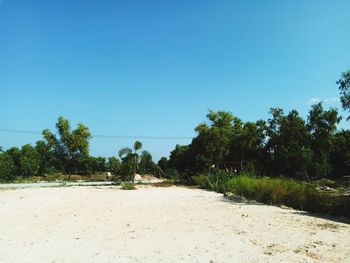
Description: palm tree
xmin=118 ymin=141 xmax=143 ymax=184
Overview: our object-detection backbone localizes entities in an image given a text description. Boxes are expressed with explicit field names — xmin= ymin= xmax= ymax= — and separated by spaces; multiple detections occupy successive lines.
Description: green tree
xmin=266 ymin=109 xmax=312 ymax=178
xmin=138 ymin=151 xmax=162 ymax=176
xmin=118 ymin=141 xmax=143 ymax=183
xmin=307 ymin=103 xmax=341 ymax=178
xmin=6 ymin=147 xmax=21 ymax=177
xmin=337 ymin=70 xmax=350 ymax=120
xmin=190 ymin=110 xmax=234 ymax=173
xmin=42 ymin=117 xmax=91 ymax=174
xmin=107 ymin=157 xmax=121 ymax=175
xmin=138 ymin=151 xmax=153 ymax=174
xmin=35 ymin=140 xmax=54 ymax=175
xmin=118 ymin=147 xmax=134 ymax=178
xmin=168 ymin=144 xmax=191 ymax=175
xmin=228 ymin=120 xmax=267 ymax=173
xmin=330 ymin=130 xmax=350 ymax=178
xmin=158 ymin=157 xmax=168 ymax=171
xmin=19 ymin=144 xmax=41 ymax=177
xmin=0 ymin=152 xmax=16 ymax=181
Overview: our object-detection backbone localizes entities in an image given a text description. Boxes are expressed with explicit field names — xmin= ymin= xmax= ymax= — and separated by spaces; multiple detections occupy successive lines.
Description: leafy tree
xmin=138 ymin=150 xmax=162 ymax=176
xmin=265 ymin=109 xmax=312 ymax=177
xmin=190 ymin=110 xmax=234 ymax=173
xmin=158 ymin=157 xmax=168 ymax=171
xmin=118 ymin=147 xmax=134 ymax=178
xmin=227 ymin=119 xmax=267 ymax=173
xmin=107 ymin=157 xmax=121 ymax=175
xmin=82 ymin=156 xmax=107 ymax=175
xmin=138 ymin=151 xmax=153 ymax=174
xmin=337 ymin=70 xmax=350 ymax=120
xmin=118 ymin=141 xmax=143 ymax=183
xmin=168 ymin=144 xmax=191 ymax=174
xmin=19 ymin=144 xmax=41 ymax=177
xmin=0 ymin=152 xmax=16 ymax=181
xmin=35 ymin=140 xmax=54 ymax=175
xmin=307 ymin=103 xmax=341 ymax=178
xmin=330 ymin=130 xmax=350 ymax=178
xmin=5 ymin=147 xmax=21 ymax=177
xmin=95 ymin=157 xmax=107 ymax=172
xmin=42 ymin=116 xmax=91 ymax=174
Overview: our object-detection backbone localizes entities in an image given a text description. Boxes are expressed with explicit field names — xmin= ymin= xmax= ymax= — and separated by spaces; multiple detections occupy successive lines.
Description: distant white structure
xmin=134 ymin=174 xmax=142 ymax=181
xmin=106 ymin=172 xmax=112 ymax=179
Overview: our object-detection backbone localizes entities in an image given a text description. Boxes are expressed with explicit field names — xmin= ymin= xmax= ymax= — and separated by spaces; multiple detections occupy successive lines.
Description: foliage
xmin=167 ymin=145 xmax=191 ymax=174
xmin=1 ymin=74 xmax=350 ymax=184
xmin=168 ymin=104 xmax=348 ymax=180
xmin=5 ymin=147 xmax=21 ymax=177
xmin=121 ymin=181 xmax=136 ymax=190
xmin=330 ymin=130 xmax=350 ymax=177
xmin=107 ymin=157 xmax=121 ymax=175
xmin=42 ymin=116 xmax=91 ymax=174
xmin=0 ymin=153 xmax=16 ymax=182
xmin=307 ymin=103 xmax=341 ymax=178
xmin=190 ymin=110 xmax=234 ymax=173
xmin=265 ymin=108 xmax=312 ymax=177
xmin=19 ymin=144 xmax=41 ymax=178
xmin=118 ymin=142 xmax=162 ymax=180
xmin=138 ymin=151 xmax=163 ymax=177
xmin=195 ymin=171 xmax=350 ymax=217
xmin=157 ymin=157 xmax=168 ymax=171
xmin=337 ymin=70 xmax=350 ymax=120
xmin=35 ymin=140 xmax=54 ymax=175
xmin=81 ymin=156 xmax=107 ymax=175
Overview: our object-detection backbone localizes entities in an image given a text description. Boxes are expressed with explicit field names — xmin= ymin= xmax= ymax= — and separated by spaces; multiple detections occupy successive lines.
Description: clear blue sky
xmin=1 ymin=0 xmax=349 ymax=160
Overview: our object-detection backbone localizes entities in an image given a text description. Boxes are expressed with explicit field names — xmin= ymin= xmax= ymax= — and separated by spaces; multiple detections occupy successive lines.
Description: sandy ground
xmin=0 ymin=186 xmax=349 ymax=263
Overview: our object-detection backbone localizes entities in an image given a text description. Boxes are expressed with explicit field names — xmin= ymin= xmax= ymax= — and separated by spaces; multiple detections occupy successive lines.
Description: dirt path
xmin=0 ymin=186 xmax=349 ymax=263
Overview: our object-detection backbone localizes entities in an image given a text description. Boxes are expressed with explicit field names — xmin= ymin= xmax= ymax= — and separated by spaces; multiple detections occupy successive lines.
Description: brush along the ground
xmin=193 ymin=172 xmax=350 ymax=217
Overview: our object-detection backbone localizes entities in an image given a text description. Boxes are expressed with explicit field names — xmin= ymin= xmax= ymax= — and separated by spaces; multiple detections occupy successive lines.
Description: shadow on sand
xmin=219 ymin=195 xmax=350 ymax=225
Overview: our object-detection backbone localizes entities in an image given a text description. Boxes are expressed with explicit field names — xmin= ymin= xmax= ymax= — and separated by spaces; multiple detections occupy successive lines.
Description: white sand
xmin=0 ymin=186 xmax=349 ymax=263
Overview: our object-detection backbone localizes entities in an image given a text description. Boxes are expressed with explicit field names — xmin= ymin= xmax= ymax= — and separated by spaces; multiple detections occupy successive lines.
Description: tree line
xmin=1 ymin=70 xmax=349 ymax=182
xmin=0 ymin=117 xmax=162 ymax=182
xmin=160 ymin=71 xmax=350 ymax=182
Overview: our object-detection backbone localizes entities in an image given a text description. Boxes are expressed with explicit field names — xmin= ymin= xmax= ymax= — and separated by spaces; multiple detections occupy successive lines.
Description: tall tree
xmin=266 ymin=109 xmax=312 ymax=177
xmin=107 ymin=157 xmax=121 ymax=175
xmin=337 ymin=70 xmax=350 ymax=120
xmin=190 ymin=110 xmax=234 ymax=173
xmin=118 ymin=141 xmax=143 ymax=183
xmin=42 ymin=117 xmax=91 ymax=174
xmin=0 ymin=152 xmax=16 ymax=182
xmin=158 ymin=157 xmax=168 ymax=171
xmin=307 ymin=103 xmax=341 ymax=178
xmin=330 ymin=130 xmax=350 ymax=178
xmin=35 ymin=140 xmax=53 ymax=175
xmin=228 ymin=120 xmax=267 ymax=173
xmin=19 ymin=144 xmax=41 ymax=178
xmin=5 ymin=147 xmax=21 ymax=177
xmin=167 ymin=145 xmax=191 ymax=174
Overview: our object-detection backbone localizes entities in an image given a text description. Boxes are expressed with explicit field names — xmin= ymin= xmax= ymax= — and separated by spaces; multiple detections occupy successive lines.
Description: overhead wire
xmin=0 ymin=128 xmax=193 ymax=140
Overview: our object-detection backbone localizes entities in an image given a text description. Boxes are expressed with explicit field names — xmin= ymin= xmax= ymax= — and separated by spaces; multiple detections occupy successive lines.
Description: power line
xmin=0 ymin=129 xmax=42 ymax=135
xmin=0 ymin=128 xmax=193 ymax=140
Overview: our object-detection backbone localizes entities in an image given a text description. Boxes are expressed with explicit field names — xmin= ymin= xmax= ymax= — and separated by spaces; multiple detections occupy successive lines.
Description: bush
xmin=121 ymin=181 xmax=136 ymax=190
xmin=195 ymin=171 xmax=350 ymax=217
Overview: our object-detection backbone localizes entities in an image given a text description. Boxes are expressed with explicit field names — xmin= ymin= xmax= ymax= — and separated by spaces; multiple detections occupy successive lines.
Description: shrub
xmin=196 ymin=171 xmax=350 ymax=217
xmin=121 ymin=181 xmax=136 ymax=190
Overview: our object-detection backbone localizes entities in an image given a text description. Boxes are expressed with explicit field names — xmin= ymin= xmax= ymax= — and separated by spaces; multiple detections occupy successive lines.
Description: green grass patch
xmin=194 ymin=172 xmax=350 ymax=217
